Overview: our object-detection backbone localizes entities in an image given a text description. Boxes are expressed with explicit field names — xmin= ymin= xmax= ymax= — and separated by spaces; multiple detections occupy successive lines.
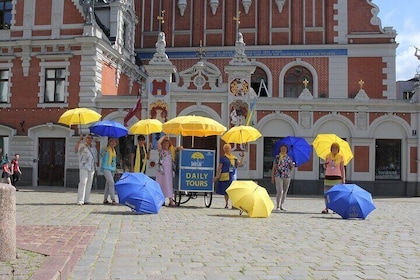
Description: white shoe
xmin=77 ymin=201 xmax=84 ymax=205
xmin=280 ymin=207 xmax=287 ymax=212
xmin=275 ymin=208 xmax=281 ymax=212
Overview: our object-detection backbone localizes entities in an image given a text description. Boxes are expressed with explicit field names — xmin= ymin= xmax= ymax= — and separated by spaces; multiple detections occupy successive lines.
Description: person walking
xmin=271 ymin=144 xmax=294 ymax=211
xmin=75 ymin=134 xmax=98 ymax=205
xmin=10 ymin=153 xmax=22 ymax=190
xmin=156 ymin=135 xmax=176 ymax=207
xmin=213 ymin=143 xmax=244 ymax=209
xmin=322 ymin=142 xmax=345 ymax=213
xmin=130 ymin=135 xmax=151 ymax=173
xmin=1 ymin=157 xmax=13 ymax=185
xmin=101 ymin=138 xmax=118 ymax=205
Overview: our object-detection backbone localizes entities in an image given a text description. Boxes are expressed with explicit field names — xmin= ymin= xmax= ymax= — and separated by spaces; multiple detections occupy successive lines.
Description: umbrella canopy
xmin=325 ymin=183 xmax=376 ymax=219
xmin=115 ymin=172 xmax=165 ymax=214
xmin=273 ymin=136 xmax=312 ymax=167
xmin=89 ymin=120 xmax=128 ymax=138
xmin=226 ymin=180 xmax=274 ymax=218
xmin=312 ymin=134 xmax=353 ymax=166
xmin=162 ymin=115 xmax=226 ymax=137
xmin=221 ymin=125 xmax=262 ymax=144
xmin=58 ymin=108 xmax=101 ymax=127
xmin=129 ymin=119 xmax=162 ymax=135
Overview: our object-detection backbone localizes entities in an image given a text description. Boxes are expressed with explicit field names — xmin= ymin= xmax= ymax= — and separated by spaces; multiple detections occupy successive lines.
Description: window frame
xmin=0 ymin=0 xmax=12 ymax=30
xmin=44 ymin=68 xmax=66 ymax=103
xmin=284 ymin=66 xmax=313 ymax=98
xmin=0 ymin=69 xmax=10 ymax=103
xmin=38 ymin=59 xmax=70 ymax=107
xmin=375 ymin=139 xmax=401 ymax=180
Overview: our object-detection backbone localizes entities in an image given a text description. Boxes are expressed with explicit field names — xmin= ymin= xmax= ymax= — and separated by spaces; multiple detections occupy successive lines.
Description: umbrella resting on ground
xmin=325 ymin=183 xmax=376 ymax=219
xmin=115 ymin=172 xmax=165 ymax=214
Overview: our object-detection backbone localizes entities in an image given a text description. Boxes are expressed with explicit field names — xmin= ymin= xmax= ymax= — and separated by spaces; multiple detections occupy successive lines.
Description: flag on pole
xmin=245 ymin=96 xmax=257 ymax=126
xmin=124 ymin=96 xmax=142 ymax=126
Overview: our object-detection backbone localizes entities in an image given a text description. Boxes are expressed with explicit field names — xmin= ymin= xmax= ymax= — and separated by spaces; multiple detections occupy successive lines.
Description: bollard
xmin=0 ymin=183 xmax=16 ymax=261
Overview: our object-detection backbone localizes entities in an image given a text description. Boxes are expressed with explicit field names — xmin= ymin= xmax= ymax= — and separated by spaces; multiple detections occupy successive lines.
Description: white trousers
xmin=103 ymin=169 xmax=116 ymax=202
xmin=274 ymin=177 xmax=292 ymax=208
xmin=77 ymin=169 xmax=95 ymax=203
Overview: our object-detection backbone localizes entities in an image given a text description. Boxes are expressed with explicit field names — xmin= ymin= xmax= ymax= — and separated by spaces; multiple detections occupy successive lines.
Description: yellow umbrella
xmin=129 ymin=119 xmax=162 ymax=135
xmin=163 ymin=115 xmax=226 ymax=147
xmin=221 ymin=125 xmax=262 ymax=144
xmin=162 ymin=115 xmax=226 ymax=137
xmin=226 ymin=181 xmax=274 ymax=218
xmin=58 ymin=108 xmax=101 ymax=127
xmin=312 ymin=133 xmax=353 ymax=166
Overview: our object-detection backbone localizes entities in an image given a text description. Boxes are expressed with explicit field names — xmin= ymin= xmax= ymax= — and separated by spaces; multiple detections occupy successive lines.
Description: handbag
xmin=219 ymin=172 xmax=230 ymax=181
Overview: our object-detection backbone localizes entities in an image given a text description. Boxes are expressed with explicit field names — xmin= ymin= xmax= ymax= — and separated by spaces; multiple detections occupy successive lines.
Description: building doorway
xmin=38 ymin=138 xmax=65 ymax=186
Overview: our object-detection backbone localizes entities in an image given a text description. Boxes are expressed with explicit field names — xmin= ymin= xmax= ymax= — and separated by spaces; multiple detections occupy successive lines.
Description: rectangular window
xmin=44 ymin=68 xmax=65 ymax=103
xmin=375 ymin=139 xmax=401 ymax=180
xmin=0 ymin=69 xmax=9 ymax=103
xmin=0 ymin=0 xmax=12 ymax=30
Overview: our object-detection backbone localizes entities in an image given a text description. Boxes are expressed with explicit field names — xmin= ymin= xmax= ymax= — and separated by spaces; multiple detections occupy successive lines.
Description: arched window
xmin=284 ymin=66 xmax=313 ymax=98
xmin=251 ymin=67 xmax=268 ymax=97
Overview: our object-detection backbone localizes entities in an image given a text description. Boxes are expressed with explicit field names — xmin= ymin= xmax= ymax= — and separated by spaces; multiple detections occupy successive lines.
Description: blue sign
xmin=138 ymin=48 xmax=347 ymax=60
xmin=178 ymin=149 xmax=215 ymax=192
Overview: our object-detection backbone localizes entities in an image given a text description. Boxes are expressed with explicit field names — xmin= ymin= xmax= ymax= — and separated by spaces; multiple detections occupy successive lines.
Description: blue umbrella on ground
xmin=325 ymin=183 xmax=376 ymax=219
xmin=89 ymin=120 xmax=128 ymax=138
xmin=272 ymin=136 xmax=312 ymax=167
xmin=115 ymin=172 xmax=165 ymax=214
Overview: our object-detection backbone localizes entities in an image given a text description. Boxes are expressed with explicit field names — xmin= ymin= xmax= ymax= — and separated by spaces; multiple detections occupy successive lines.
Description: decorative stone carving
xmin=150 ymin=32 xmax=172 ymax=64
xmin=209 ymin=0 xmax=219 ymax=15
xmin=275 ymin=0 xmax=286 ymax=13
xmin=230 ymin=32 xmax=251 ymax=65
xmin=300 ymin=111 xmax=312 ymax=129
xmin=242 ymin=0 xmax=252 ymax=14
xmin=356 ymin=112 xmax=368 ymax=131
xmin=178 ymin=0 xmax=187 ymax=16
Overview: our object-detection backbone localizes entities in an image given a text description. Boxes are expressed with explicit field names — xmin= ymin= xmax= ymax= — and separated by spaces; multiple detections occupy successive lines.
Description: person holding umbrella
xmin=213 ymin=143 xmax=244 ymax=209
xmin=101 ymin=138 xmax=119 ymax=205
xmin=130 ymin=135 xmax=152 ymax=173
xmin=271 ymin=144 xmax=295 ymax=212
xmin=75 ymin=133 xmax=98 ymax=205
xmin=156 ymin=135 xmax=177 ymax=207
xmin=322 ymin=142 xmax=346 ymax=214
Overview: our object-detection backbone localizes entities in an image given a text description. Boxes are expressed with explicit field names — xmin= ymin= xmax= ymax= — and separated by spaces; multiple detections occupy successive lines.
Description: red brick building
xmin=0 ymin=0 xmax=418 ymax=196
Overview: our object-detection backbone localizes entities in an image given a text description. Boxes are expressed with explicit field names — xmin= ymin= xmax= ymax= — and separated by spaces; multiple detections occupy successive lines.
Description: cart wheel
xmin=204 ymin=192 xmax=212 ymax=208
xmin=176 ymin=191 xmax=192 ymax=206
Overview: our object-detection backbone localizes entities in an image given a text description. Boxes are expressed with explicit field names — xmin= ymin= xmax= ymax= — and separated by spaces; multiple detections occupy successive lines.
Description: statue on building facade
xmin=80 ymin=0 xmax=94 ymax=25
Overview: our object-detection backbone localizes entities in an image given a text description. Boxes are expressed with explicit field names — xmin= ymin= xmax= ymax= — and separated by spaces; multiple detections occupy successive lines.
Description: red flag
xmin=124 ymin=97 xmax=142 ymax=126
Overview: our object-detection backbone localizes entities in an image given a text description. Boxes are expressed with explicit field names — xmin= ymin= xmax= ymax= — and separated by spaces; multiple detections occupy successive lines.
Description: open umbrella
xmin=226 ymin=180 xmax=274 ymax=218
xmin=312 ymin=134 xmax=353 ymax=166
xmin=162 ymin=115 xmax=226 ymax=147
xmin=89 ymin=120 xmax=128 ymax=138
xmin=325 ymin=183 xmax=376 ymax=219
xmin=221 ymin=125 xmax=262 ymax=144
xmin=163 ymin=115 xmax=226 ymax=137
xmin=129 ymin=119 xmax=162 ymax=135
xmin=58 ymin=108 xmax=101 ymax=128
xmin=273 ymin=136 xmax=312 ymax=167
xmin=115 ymin=172 xmax=165 ymax=214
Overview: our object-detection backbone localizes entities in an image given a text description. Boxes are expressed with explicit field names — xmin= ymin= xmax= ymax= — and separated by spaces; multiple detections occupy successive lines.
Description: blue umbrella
xmin=273 ymin=136 xmax=312 ymax=167
xmin=325 ymin=184 xmax=376 ymax=219
xmin=115 ymin=172 xmax=165 ymax=214
xmin=89 ymin=120 xmax=128 ymax=138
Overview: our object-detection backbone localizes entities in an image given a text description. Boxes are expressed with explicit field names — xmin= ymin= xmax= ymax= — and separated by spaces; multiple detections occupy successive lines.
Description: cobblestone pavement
xmin=1 ymin=186 xmax=420 ymax=280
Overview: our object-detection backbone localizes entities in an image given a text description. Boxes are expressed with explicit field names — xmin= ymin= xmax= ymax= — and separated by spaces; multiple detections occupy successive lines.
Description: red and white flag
xmin=124 ymin=96 xmax=142 ymax=126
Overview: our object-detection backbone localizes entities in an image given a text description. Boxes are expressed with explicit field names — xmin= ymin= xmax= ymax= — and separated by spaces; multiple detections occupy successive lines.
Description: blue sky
xmin=373 ymin=0 xmax=420 ymax=81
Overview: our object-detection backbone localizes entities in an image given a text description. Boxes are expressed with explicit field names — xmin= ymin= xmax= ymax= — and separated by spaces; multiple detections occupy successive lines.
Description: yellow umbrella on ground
xmin=226 ymin=180 xmax=274 ymax=218
xmin=312 ymin=133 xmax=353 ymax=166
xmin=58 ymin=108 xmax=101 ymax=128
xmin=221 ymin=125 xmax=262 ymax=144
xmin=129 ymin=119 xmax=162 ymax=135
xmin=162 ymin=115 xmax=226 ymax=137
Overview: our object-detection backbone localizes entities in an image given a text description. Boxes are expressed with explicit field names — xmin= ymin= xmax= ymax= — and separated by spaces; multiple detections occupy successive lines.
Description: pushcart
xmin=173 ymin=149 xmax=215 ymax=208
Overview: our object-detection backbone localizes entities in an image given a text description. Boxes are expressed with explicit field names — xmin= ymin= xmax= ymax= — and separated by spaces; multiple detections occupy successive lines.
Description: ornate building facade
xmin=0 ymin=0 xmax=419 ymax=196
xmin=135 ymin=0 xmax=419 ymax=196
